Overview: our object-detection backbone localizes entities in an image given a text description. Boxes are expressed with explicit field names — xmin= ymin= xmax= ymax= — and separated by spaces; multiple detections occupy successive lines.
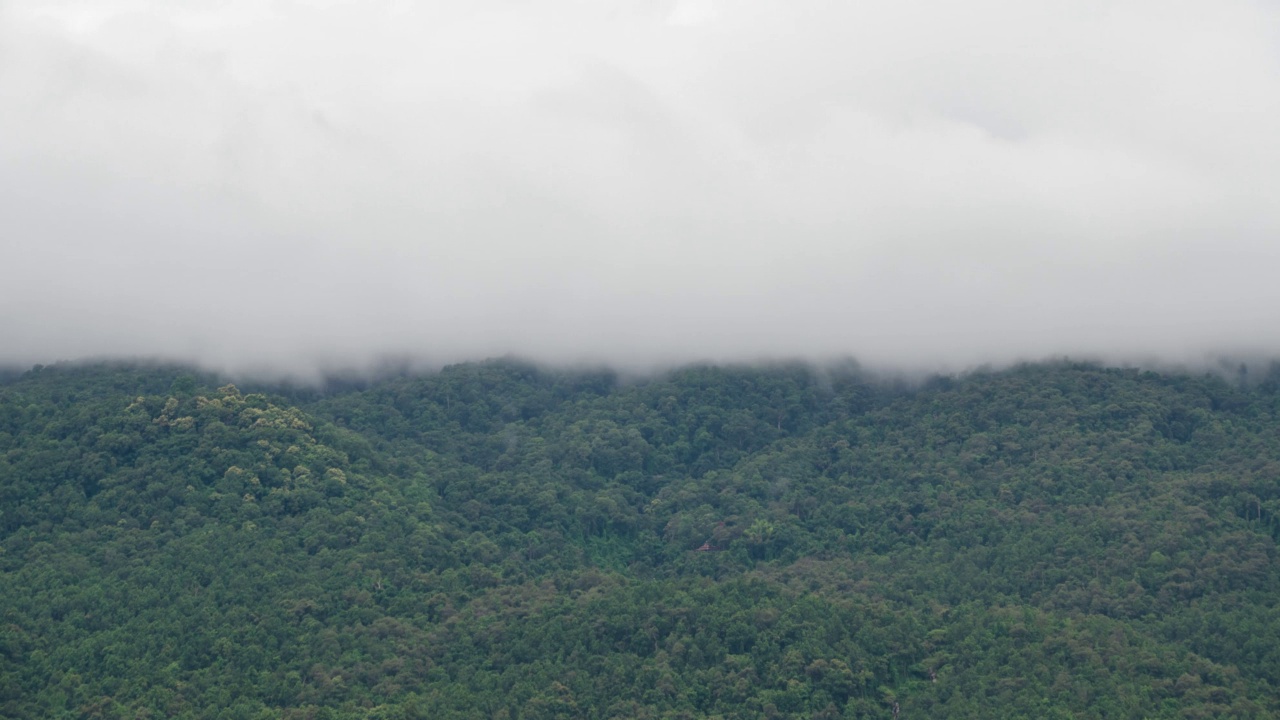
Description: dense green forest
xmin=4 ymin=358 xmax=1280 ymax=718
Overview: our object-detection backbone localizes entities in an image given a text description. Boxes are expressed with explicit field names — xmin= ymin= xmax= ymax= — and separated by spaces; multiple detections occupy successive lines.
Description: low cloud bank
xmin=3 ymin=1 xmax=1279 ymax=379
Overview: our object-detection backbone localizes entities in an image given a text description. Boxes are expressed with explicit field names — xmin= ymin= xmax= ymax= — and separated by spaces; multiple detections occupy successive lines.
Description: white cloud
xmin=2 ymin=0 xmax=1279 ymax=376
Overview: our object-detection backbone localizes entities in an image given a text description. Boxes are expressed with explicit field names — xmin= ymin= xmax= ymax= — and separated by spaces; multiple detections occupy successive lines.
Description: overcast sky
xmin=2 ymin=0 xmax=1279 ymax=377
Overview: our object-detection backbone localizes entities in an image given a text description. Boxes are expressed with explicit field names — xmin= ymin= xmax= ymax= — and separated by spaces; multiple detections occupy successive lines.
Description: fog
xmin=3 ymin=0 xmax=1279 ymax=378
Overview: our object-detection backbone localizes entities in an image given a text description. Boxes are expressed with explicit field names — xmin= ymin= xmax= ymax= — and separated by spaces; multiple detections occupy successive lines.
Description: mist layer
xmin=3 ymin=0 xmax=1279 ymax=376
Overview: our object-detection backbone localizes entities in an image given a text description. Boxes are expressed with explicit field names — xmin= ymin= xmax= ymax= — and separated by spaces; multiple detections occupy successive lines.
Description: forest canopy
xmin=3 ymin=358 xmax=1280 ymax=718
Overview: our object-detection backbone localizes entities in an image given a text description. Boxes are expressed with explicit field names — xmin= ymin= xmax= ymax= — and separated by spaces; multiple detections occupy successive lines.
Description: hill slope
xmin=3 ymin=360 xmax=1280 ymax=718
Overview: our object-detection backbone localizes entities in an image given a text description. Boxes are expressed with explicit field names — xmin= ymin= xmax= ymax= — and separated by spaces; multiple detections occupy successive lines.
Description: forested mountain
xmin=3 ymin=358 xmax=1280 ymax=719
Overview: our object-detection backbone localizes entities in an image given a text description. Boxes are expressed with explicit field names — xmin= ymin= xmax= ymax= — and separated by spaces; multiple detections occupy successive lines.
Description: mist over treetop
xmin=3 ymin=0 xmax=1279 ymax=373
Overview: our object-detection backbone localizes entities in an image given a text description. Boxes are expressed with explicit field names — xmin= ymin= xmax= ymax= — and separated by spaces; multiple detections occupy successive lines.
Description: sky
xmin=2 ymin=0 xmax=1279 ymax=378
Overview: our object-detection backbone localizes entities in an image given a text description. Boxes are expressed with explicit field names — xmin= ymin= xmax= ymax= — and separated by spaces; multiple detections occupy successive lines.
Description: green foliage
xmin=3 ymin=359 xmax=1280 ymax=717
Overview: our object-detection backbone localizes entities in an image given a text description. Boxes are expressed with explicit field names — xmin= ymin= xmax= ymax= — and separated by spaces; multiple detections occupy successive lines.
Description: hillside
xmin=3 ymin=359 xmax=1280 ymax=718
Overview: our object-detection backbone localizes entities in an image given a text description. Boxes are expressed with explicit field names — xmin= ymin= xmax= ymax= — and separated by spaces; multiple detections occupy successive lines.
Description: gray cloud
xmin=3 ymin=0 xmax=1279 ymax=377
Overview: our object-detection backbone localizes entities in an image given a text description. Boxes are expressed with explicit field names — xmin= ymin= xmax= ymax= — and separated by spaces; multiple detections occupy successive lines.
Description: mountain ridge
xmin=3 ymin=359 xmax=1279 ymax=718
